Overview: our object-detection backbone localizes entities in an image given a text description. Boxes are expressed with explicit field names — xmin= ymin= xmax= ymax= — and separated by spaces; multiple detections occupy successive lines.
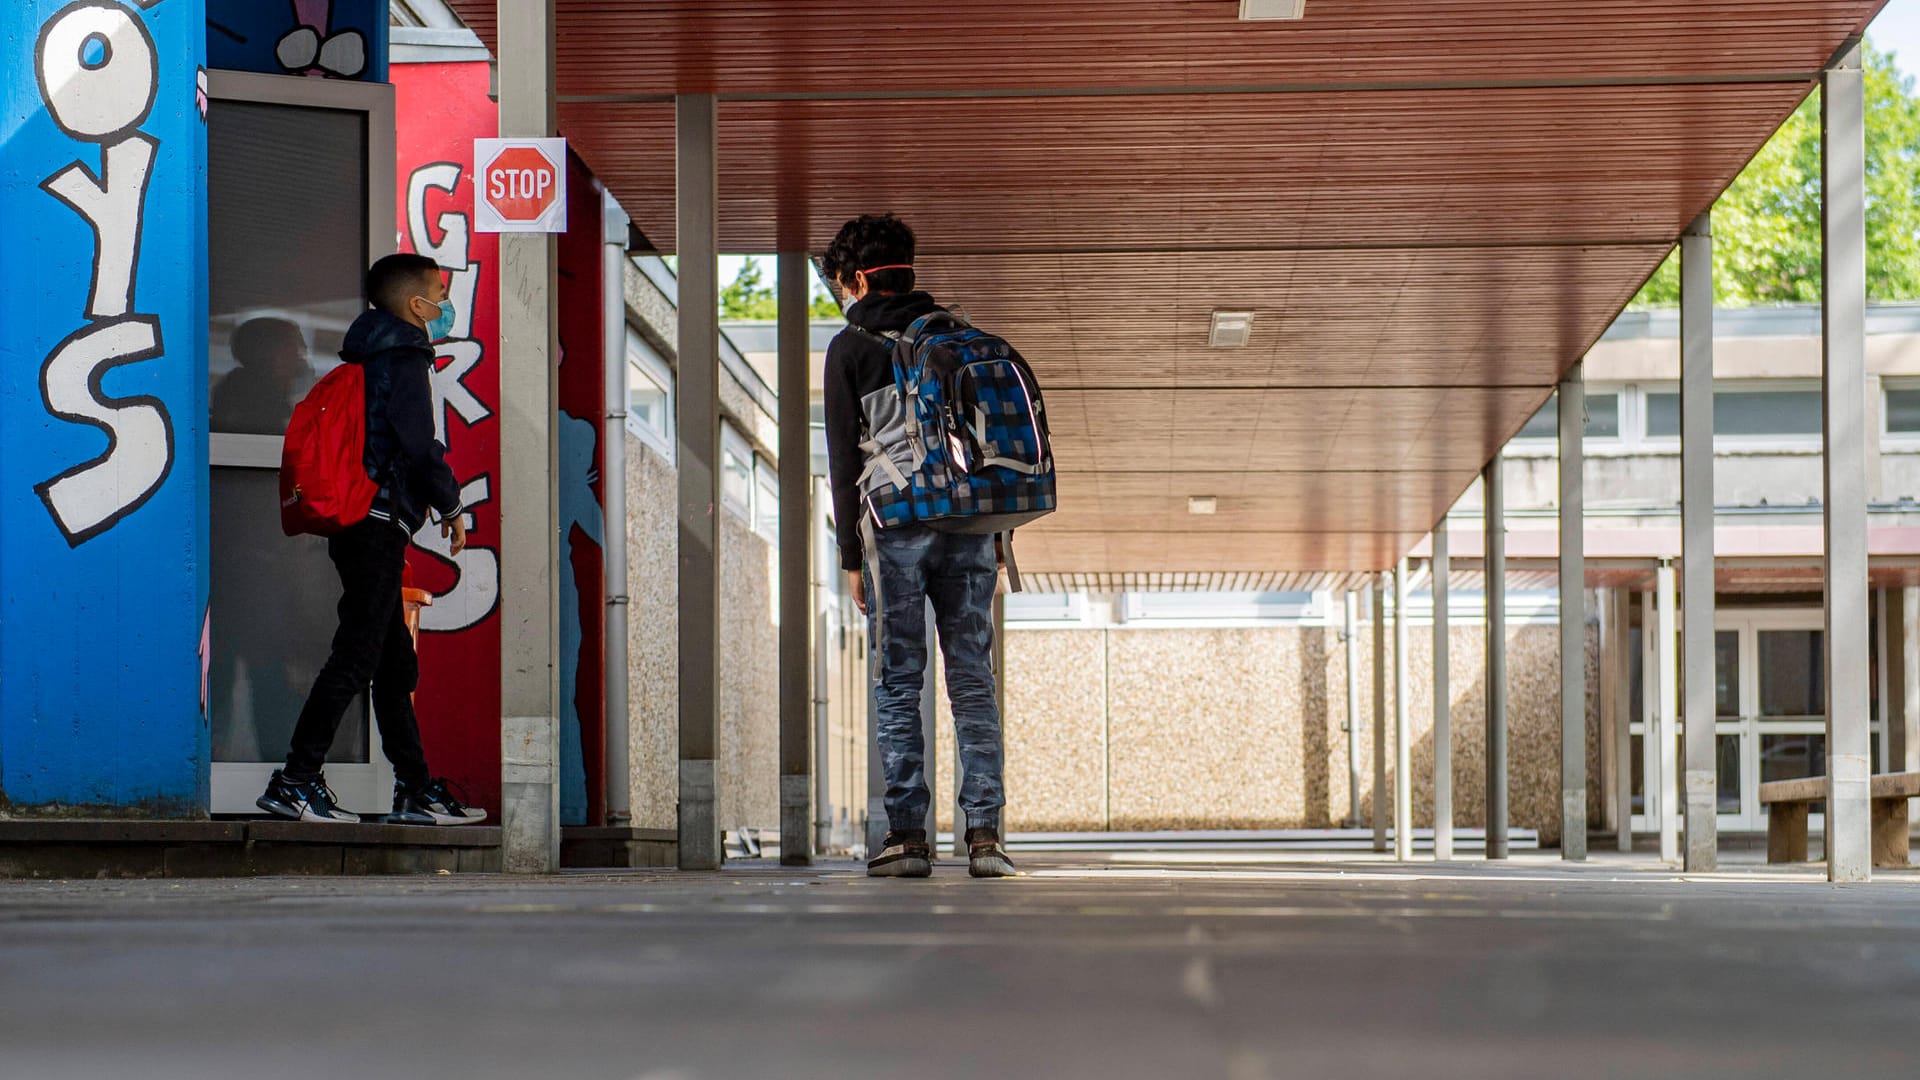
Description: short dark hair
xmin=230 ymin=317 xmax=305 ymax=366
xmin=365 ymin=253 xmax=441 ymax=316
xmin=822 ymin=214 xmax=915 ymax=296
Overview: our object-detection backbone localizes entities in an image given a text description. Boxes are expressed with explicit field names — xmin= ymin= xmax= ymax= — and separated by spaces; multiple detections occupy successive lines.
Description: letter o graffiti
xmin=36 ymin=2 xmax=158 ymax=143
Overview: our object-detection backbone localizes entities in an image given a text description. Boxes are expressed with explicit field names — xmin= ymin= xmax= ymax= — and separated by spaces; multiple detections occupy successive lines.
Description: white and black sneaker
xmin=257 ymin=770 xmax=360 ymax=823
xmin=867 ymin=829 xmax=933 ymax=878
xmin=389 ymin=777 xmax=488 ymax=826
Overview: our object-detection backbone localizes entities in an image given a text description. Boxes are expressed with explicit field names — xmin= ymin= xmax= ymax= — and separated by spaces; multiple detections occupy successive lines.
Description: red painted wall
xmin=557 ymin=151 xmax=608 ymax=825
xmin=393 ymin=61 xmax=503 ymax=815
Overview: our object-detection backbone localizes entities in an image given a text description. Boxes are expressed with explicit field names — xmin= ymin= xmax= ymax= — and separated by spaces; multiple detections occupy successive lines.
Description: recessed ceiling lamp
xmin=1188 ymin=496 xmax=1219 ymax=516
xmin=1239 ymin=0 xmax=1305 ymax=20
xmin=1208 ymin=310 xmax=1254 ymax=348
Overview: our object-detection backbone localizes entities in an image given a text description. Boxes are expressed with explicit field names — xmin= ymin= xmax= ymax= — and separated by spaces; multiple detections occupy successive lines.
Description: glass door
xmin=205 ymin=71 xmax=395 ymax=814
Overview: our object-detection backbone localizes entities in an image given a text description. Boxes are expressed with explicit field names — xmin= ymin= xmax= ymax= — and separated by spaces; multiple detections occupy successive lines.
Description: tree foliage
xmin=719 ymin=256 xmax=841 ymax=320
xmin=1631 ymin=42 xmax=1920 ymax=307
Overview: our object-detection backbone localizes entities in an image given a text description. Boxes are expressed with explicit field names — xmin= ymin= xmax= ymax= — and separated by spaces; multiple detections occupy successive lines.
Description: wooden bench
xmin=1757 ymin=771 xmax=1920 ymax=868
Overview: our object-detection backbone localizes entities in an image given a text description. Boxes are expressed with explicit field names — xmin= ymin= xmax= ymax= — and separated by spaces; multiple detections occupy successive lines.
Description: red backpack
xmin=279 ymin=363 xmax=379 ymax=536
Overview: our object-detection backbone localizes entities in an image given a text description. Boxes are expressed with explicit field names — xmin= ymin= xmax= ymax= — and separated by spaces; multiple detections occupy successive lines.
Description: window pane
xmin=1630 ymin=733 xmax=1644 ymax=813
xmin=1716 ymin=390 xmax=1821 ymax=437
xmin=1758 ymin=630 xmax=1824 ymax=717
xmin=1646 ymin=392 xmax=1679 ymax=438
xmin=755 ymin=464 xmax=779 ymax=538
xmin=628 ymin=364 xmax=669 ymax=441
xmin=1717 ymin=734 xmax=1742 ymax=814
xmin=721 ymin=428 xmax=753 ymax=518
xmin=1516 ymin=394 xmax=1558 ymax=440
xmin=1628 ymin=625 xmax=1644 ymax=725
xmin=209 ymin=100 xmax=367 ymax=436
xmin=1761 ymin=733 xmax=1826 ymax=815
xmin=1715 ymin=630 xmax=1740 ymax=717
xmin=1585 ymin=393 xmax=1620 ymax=438
xmin=1887 ymin=388 xmax=1920 ymax=433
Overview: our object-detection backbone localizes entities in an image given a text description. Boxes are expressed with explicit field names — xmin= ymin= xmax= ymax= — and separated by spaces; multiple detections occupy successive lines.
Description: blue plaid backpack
xmin=856 ymin=309 xmax=1056 ymax=585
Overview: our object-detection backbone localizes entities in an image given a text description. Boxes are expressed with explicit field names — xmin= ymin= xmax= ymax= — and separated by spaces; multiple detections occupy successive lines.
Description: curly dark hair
xmin=821 ymin=213 xmax=916 ymax=296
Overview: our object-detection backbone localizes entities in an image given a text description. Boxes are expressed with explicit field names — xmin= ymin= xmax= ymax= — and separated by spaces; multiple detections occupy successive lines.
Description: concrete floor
xmin=3 ymin=852 xmax=1919 ymax=1079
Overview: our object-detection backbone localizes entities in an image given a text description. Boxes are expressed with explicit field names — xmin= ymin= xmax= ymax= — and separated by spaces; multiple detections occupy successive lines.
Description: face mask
xmin=424 ymin=298 xmax=457 ymax=341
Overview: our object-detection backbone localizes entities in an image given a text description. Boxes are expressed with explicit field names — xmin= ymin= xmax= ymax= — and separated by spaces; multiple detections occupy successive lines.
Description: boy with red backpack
xmin=258 ymin=253 xmax=485 ymax=826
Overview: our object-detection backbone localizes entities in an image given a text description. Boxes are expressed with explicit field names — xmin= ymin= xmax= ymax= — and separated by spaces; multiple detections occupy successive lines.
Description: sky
xmin=1874 ymin=0 xmax=1920 ymax=69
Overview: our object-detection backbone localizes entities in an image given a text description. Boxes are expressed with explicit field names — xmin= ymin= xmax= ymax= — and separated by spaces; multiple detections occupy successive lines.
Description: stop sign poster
xmin=474 ymin=138 xmax=568 ymax=233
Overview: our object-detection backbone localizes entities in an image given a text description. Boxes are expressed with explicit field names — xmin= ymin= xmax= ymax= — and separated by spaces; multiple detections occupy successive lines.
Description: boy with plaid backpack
xmin=821 ymin=214 xmax=1055 ymax=879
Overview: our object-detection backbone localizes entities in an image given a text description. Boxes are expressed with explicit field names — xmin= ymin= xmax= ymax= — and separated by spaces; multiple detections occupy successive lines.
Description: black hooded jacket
xmin=822 ymin=290 xmax=942 ymax=570
xmin=339 ymin=308 xmax=462 ymax=534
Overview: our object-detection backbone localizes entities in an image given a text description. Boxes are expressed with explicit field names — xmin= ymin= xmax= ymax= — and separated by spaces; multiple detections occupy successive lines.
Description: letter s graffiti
xmin=32 ymin=0 xmax=174 ymax=546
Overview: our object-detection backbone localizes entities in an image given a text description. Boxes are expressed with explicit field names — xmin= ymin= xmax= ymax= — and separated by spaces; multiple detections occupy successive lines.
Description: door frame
xmin=206 ymin=70 xmax=396 ymax=814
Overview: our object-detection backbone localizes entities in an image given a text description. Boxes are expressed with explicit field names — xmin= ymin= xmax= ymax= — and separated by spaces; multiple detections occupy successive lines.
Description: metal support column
xmin=920 ymin=602 xmax=939 ymax=844
xmin=1559 ymin=365 xmax=1588 ymax=860
xmin=1433 ymin=529 xmax=1453 ymax=861
xmin=497 ymin=0 xmax=561 ymax=873
xmin=777 ymin=251 xmax=812 ymax=865
xmin=1393 ymin=559 xmax=1413 ymax=860
xmin=1902 ymin=588 xmax=1920 ymax=775
xmin=1823 ymin=38 xmax=1873 ymax=883
xmin=603 ymin=195 xmax=632 ymax=826
xmin=1680 ymin=212 xmax=1718 ymax=872
xmin=1345 ymin=591 xmax=1363 ymax=827
xmin=1372 ymin=579 xmax=1388 ymax=852
xmin=1611 ymin=590 xmax=1633 ymax=852
xmin=1655 ymin=562 xmax=1680 ymax=864
xmin=675 ymin=93 xmax=723 ymax=870
xmin=1484 ymin=457 xmax=1509 ymax=860
xmin=992 ymin=590 xmax=1007 ymax=846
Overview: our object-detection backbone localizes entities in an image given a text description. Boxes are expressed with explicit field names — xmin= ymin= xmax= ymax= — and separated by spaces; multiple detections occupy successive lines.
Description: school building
xmin=1 ymin=0 xmax=1911 ymax=881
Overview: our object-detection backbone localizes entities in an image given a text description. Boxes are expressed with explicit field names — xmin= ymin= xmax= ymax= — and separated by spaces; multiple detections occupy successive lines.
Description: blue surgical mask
xmin=426 ymin=298 xmax=457 ymax=341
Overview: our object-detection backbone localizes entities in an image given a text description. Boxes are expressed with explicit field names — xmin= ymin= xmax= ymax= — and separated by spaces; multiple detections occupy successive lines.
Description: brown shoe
xmin=966 ymin=827 xmax=1016 ymax=878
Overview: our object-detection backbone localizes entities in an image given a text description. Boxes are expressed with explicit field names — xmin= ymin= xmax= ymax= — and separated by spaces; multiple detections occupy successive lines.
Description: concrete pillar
xmin=1823 ymin=39 xmax=1873 ymax=883
xmin=675 ymin=93 xmax=723 ymax=870
xmin=1899 ymin=588 xmax=1920 ymax=774
xmin=1656 ymin=562 xmax=1680 ymax=864
xmin=777 ymin=251 xmax=812 ymax=866
xmin=1679 ymin=211 xmax=1718 ymax=872
xmin=1433 ymin=531 xmax=1453 ymax=861
xmin=1393 ymin=559 xmax=1413 ymax=860
xmin=498 ymin=0 xmax=561 ymax=873
xmin=1559 ymin=365 xmax=1588 ymax=861
xmin=1345 ymin=590 xmax=1363 ymax=827
xmin=604 ymin=195 xmax=632 ymax=827
xmin=1372 ymin=579 xmax=1389 ymax=852
xmin=1484 ymin=458 xmax=1509 ymax=860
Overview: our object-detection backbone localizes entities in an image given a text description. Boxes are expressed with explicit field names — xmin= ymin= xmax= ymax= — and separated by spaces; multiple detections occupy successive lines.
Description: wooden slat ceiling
xmin=452 ymin=0 xmax=1884 ymax=578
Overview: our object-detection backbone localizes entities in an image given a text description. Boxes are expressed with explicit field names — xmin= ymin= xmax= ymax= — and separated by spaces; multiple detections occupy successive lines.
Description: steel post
xmin=1559 ymin=364 xmax=1588 ymax=860
xmin=1680 ymin=212 xmax=1718 ymax=871
xmin=602 ymin=194 xmax=632 ymax=826
xmin=674 ymin=93 xmax=722 ymax=870
xmin=1823 ymin=39 xmax=1873 ymax=883
xmin=497 ymin=0 xmax=561 ymax=873
xmin=1485 ymin=457 xmax=1509 ymax=860
xmin=1372 ymin=579 xmax=1388 ymax=852
xmin=777 ymin=251 xmax=813 ymax=865
xmin=1393 ymin=558 xmax=1413 ymax=860
xmin=1656 ymin=562 xmax=1680 ymax=864
xmin=1433 ymin=529 xmax=1452 ymax=861
xmin=1345 ymin=590 xmax=1363 ymax=827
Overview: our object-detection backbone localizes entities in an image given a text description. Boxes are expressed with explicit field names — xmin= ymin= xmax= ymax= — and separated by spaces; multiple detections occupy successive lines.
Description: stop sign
xmin=473 ymin=138 xmax=567 ymax=233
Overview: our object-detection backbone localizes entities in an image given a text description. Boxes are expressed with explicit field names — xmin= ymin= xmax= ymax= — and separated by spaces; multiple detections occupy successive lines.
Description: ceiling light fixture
xmin=1188 ymin=496 xmax=1219 ymax=516
xmin=1239 ymin=0 xmax=1305 ymax=20
xmin=1208 ymin=310 xmax=1254 ymax=348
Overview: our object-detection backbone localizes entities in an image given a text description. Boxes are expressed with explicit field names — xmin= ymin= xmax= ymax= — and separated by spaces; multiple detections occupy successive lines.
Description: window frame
xmin=720 ymin=420 xmax=755 ymax=522
xmin=624 ymin=324 xmax=675 ymax=461
xmin=1641 ymin=378 xmax=1825 ymax=451
xmin=1506 ymin=382 xmax=1629 ymax=455
xmin=1881 ymin=376 xmax=1920 ymax=444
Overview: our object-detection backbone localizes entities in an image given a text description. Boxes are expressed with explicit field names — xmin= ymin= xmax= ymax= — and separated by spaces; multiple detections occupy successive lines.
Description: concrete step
xmin=0 ymin=818 xmax=501 ymax=878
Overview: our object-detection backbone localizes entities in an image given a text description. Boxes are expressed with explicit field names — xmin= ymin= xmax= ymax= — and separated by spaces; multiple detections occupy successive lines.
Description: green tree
xmin=719 ymin=256 xmax=842 ymax=320
xmin=1631 ymin=42 xmax=1920 ymax=307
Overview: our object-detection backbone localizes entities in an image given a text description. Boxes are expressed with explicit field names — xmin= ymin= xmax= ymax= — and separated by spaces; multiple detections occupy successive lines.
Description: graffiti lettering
xmin=32 ymin=0 xmax=173 ymax=546
xmin=405 ymin=159 xmax=499 ymax=632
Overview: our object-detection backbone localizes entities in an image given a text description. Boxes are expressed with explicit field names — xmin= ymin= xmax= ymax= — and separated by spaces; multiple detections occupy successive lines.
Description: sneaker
xmin=389 ymin=777 xmax=488 ymax=826
xmin=867 ymin=829 xmax=933 ymax=878
xmin=967 ymin=827 xmax=1016 ymax=878
xmin=257 ymin=770 xmax=360 ymax=823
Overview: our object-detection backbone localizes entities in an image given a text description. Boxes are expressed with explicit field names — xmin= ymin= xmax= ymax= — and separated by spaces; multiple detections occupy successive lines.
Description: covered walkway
xmin=4 ymin=855 xmax=1918 ymax=1078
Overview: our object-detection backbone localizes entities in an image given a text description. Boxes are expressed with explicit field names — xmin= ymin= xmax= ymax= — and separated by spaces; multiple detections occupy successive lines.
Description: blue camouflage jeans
xmin=864 ymin=523 xmax=1005 ymax=835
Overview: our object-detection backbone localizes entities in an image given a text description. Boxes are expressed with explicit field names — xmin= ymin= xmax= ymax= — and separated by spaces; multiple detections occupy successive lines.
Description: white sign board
xmin=473 ymin=137 xmax=567 ymax=234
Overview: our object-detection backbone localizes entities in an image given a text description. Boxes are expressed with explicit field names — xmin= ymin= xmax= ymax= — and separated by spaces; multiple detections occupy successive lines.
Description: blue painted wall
xmin=1 ymin=0 xmax=210 ymax=813
xmin=206 ymin=0 xmax=387 ymax=83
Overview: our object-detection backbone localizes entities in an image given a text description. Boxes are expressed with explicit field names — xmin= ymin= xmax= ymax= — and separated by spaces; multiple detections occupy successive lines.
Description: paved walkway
xmin=3 ymin=852 xmax=1918 ymax=1079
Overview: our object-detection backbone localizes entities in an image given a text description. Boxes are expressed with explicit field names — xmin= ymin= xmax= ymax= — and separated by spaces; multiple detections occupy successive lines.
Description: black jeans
xmin=285 ymin=519 xmax=431 ymax=790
